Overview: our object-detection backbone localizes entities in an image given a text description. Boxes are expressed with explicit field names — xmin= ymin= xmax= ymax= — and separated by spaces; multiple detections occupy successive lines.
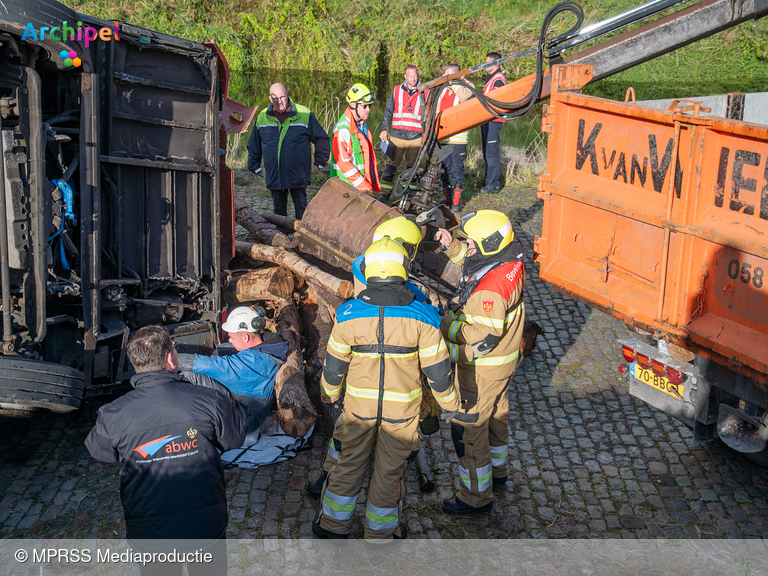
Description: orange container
xmin=535 ymin=66 xmax=768 ymax=386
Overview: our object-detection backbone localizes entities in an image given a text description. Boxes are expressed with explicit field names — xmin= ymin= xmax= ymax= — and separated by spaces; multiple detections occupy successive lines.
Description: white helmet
xmin=221 ymin=306 xmax=266 ymax=333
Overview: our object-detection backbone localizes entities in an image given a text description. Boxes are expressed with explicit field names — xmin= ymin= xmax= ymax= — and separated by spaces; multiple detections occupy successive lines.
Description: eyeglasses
xmin=358 ymin=104 xmax=372 ymax=110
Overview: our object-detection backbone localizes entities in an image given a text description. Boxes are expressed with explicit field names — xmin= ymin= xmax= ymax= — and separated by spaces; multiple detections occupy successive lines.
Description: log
xmin=236 ymin=241 xmax=354 ymax=300
xmin=271 ymin=298 xmax=317 ymax=437
xmin=234 ymin=198 xmax=291 ymax=247
xmin=297 ymin=281 xmax=344 ymax=437
xmin=258 ymin=212 xmax=299 ymax=231
xmin=223 ymin=267 xmax=295 ymax=304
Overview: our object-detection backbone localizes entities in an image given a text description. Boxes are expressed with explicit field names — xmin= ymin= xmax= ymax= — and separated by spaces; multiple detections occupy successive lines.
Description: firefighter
xmin=312 ymin=238 xmax=460 ymax=539
xmin=434 ymin=210 xmax=526 ymax=514
xmin=305 ymin=217 xmax=430 ymax=497
xmin=330 ymin=83 xmax=380 ymax=194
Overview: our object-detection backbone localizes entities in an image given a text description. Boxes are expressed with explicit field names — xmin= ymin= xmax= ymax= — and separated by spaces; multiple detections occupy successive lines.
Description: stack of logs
xmin=228 ymin=198 xmax=350 ymax=438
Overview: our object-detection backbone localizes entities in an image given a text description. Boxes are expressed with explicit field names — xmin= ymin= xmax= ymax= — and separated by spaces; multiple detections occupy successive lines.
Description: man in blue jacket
xmin=247 ymin=83 xmax=330 ymax=219
xmin=178 ymin=306 xmax=289 ymax=434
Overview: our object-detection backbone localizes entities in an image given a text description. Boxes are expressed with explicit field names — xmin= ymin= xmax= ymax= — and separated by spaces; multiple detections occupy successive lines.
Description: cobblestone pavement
xmin=2 ymin=184 xmax=768 ymax=541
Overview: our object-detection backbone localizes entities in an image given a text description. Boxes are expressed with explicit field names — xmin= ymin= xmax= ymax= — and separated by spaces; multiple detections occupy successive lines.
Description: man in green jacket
xmin=247 ymin=83 xmax=330 ymax=219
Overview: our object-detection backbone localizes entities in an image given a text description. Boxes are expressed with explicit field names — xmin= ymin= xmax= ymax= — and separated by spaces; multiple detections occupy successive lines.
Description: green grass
xmin=63 ymin=0 xmax=768 ymax=101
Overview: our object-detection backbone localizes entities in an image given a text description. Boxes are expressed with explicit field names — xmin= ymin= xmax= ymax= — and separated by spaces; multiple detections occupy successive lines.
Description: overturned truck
xmin=0 ymin=0 xmax=246 ymax=413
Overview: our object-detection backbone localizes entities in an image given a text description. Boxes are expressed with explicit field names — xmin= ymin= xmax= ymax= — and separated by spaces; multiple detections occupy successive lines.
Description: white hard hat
xmin=221 ymin=306 xmax=266 ymax=333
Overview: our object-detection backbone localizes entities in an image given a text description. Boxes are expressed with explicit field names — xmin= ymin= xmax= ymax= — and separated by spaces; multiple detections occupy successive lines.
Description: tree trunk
xmin=235 ymin=241 xmax=354 ymax=300
xmin=234 ymin=198 xmax=291 ymax=247
xmin=259 ymin=212 xmax=299 ymax=231
xmin=297 ymin=281 xmax=344 ymax=436
xmin=223 ymin=267 xmax=295 ymax=304
xmin=271 ymin=298 xmax=317 ymax=437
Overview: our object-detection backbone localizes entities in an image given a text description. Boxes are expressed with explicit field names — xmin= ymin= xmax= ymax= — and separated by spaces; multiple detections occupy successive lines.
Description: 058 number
xmin=727 ymin=259 xmax=764 ymax=288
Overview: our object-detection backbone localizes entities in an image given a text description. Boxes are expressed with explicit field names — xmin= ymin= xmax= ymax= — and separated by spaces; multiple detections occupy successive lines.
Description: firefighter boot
xmin=442 ymin=497 xmax=493 ymax=515
xmin=436 ymin=186 xmax=451 ymax=206
xmin=306 ymin=470 xmax=329 ymax=497
xmin=450 ymin=188 xmax=463 ymax=212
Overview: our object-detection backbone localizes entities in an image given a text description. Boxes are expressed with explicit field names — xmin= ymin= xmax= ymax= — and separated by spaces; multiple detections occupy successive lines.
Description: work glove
xmin=176 ymin=353 xmax=196 ymax=372
xmin=471 ymin=341 xmax=493 ymax=358
xmin=440 ymin=410 xmax=458 ymax=423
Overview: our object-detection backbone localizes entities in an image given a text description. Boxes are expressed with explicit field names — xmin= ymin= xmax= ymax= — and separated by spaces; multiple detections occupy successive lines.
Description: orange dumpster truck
xmin=535 ymin=67 xmax=768 ymax=465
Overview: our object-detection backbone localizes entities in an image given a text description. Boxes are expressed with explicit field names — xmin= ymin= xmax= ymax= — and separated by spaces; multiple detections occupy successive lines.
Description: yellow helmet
xmin=460 ymin=210 xmax=514 ymax=256
xmin=363 ymin=237 xmax=408 ymax=283
xmin=346 ymin=83 xmax=375 ymax=104
xmin=372 ymin=217 xmax=422 ymax=261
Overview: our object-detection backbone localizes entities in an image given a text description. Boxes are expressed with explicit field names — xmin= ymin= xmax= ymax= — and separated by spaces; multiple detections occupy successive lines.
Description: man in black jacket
xmin=85 ymin=326 xmax=246 ymax=576
xmin=247 ymin=83 xmax=330 ymax=219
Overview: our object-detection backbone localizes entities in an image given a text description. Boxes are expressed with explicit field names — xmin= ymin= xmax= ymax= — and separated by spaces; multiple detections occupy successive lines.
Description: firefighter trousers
xmin=451 ymin=367 xmax=511 ymax=507
xmin=317 ymin=414 xmax=418 ymax=539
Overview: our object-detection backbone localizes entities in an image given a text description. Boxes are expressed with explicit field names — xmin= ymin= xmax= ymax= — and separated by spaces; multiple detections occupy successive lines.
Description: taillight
xmin=652 ymin=359 xmax=666 ymax=377
xmin=667 ymin=367 xmax=683 ymax=385
xmin=636 ymin=353 xmax=652 ymax=369
xmin=622 ymin=346 xmax=635 ymax=363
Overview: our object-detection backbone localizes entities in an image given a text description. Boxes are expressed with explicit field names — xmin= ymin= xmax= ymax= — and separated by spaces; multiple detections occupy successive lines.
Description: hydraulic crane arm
xmin=430 ymin=0 xmax=768 ymax=142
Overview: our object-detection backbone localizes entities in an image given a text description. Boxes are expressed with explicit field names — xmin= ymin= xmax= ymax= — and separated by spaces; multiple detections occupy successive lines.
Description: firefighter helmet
xmin=363 ymin=237 xmax=408 ymax=283
xmin=372 ymin=217 xmax=422 ymax=261
xmin=346 ymin=83 xmax=375 ymax=104
xmin=459 ymin=210 xmax=514 ymax=256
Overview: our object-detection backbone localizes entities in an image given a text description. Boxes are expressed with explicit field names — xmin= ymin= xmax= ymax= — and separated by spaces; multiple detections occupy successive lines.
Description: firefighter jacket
xmin=85 ymin=370 xmax=246 ymax=540
xmin=320 ymin=283 xmax=459 ymax=423
xmin=441 ymin=239 xmax=525 ymax=380
xmin=437 ymin=84 xmax=471 ymax=145
xmin=247 ymin=100 xmax=330 ymax=190
xmin=483 ymin=70 xmax=507 ymax=123
xmin=330 ymin=107 xmax=380 ymax=193
xmin=381 ymin=82 xmax=428 ymax=140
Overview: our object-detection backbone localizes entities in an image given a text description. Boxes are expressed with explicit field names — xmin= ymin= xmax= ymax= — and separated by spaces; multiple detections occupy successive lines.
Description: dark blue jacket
xmin=247 ymin=100 xmax=330 ymax=190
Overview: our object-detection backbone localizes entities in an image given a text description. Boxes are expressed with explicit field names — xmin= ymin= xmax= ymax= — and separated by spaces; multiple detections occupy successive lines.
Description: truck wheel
xmin=0 ymin=0 xmax=80 ymax=69
xmin=0 ymin=357 xmax=84 ymax=413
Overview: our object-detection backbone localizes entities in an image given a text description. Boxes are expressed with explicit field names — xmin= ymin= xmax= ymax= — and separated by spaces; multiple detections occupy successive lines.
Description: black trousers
xmin=440 ymin=144 xmax=467 ymax=190
xmin=481 ymin=122 xmax=503 ymax=189
xmin=271 ymin=187 xmax=308 ymax=219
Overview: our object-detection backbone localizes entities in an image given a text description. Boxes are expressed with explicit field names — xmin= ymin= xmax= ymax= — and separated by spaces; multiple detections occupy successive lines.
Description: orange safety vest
xmin=483 ymin=70 xmax=507 ymax=123
xmin=437 ymin=87 xmax=469 ymax=145
xmin=391 ymin=84 xmax=426 ymax=133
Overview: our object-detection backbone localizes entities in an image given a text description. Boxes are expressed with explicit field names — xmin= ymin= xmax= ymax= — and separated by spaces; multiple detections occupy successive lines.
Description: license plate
xmin=630 ymin=363 xmax=683 ymax=400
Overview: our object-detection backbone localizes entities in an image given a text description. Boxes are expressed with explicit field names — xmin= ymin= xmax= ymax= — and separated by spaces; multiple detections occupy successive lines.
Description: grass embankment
xmin=65 ymin=0 xmax=768 ymax=97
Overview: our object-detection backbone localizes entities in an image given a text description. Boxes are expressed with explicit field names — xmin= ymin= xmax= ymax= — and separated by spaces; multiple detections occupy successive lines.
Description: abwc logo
xmin=59 ymin=50 xmax=81 ymax=68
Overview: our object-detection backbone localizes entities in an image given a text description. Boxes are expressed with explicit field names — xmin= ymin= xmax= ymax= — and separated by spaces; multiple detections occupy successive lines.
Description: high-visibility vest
xmin=330 ymin=108 xmax=379 ymax=192
xmin=437 ymin=87 xmax=469 ymax=145
xmin=483 ymin=70 xmax=507 ymax=123
xmin=391 ymin=84 xmax=424 ymax=132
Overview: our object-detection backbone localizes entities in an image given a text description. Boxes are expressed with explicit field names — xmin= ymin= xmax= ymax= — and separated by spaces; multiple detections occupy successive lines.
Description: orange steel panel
xmin=537 ymin=70 xmax=768 ymax=382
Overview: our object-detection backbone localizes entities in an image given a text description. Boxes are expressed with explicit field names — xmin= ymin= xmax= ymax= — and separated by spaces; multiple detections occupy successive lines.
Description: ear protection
xmin=249 ymin=305 xmax=267 ymax=332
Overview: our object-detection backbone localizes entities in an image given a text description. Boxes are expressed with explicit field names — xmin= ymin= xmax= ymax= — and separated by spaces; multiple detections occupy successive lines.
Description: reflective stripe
xmin=436 ymin=388 xmax=457 ymax=403
xmin=365 ymin=502 xmax=399 ymax=531
xmin=321 ymin=381 xmax=342 ymax=396
xmin=321 ymin=489 xmax=358 ymax=520
xmin=467 ymin=350 xmax=519 ymax=366
xmin=449 ymin=321 xmax=461 ymax=342
xmin=490 ymin=445 xmax=508 ymax=467
xmin=477 ymin=463 xmax=493 ymax=491
xmin=328 ymin=336 xmax=350 ymax=354
xmin=419 ymin=341 xmax=446 ymax=358
xmin=350 ymin=174 xmax=365 ymax=187
xmin=459 ymin=465 xmax=471 ymax=490
xmin=351 ymin=350 xmax=418 ymax=359
xmin=327 ymin=438 xmax=339 ymax=460
xmin=287 ymin=123 xmax=308 ymax=128
xmin=448 ymin=342 xmax=458 ymax=363
xmin=364 ymin=251 xmax=406 ymax=267
xmin=450 ymin=302 xmax=524 ymax=331
xmin=450 ymin=243 xmax=467 ymax=264
xmin=346 ymin=384 xmax=422 ymax=403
